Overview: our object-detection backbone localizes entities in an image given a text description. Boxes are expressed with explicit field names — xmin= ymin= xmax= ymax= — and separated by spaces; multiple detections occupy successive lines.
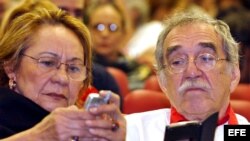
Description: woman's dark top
xmin=0 ymin=87 xmax=49 ymax=138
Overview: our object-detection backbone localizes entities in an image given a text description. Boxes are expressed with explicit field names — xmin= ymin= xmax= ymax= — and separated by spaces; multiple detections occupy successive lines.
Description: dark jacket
xmin=0 ymin=87 xmax=49 ymax=138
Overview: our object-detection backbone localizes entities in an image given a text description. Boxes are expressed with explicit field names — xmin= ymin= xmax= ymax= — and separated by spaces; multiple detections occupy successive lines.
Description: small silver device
xmin=84 ymin=92 xmax=111 ymax=110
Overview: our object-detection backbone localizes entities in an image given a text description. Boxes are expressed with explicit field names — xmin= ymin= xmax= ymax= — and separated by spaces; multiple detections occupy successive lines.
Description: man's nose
xmin=184 ymin=59 xmax=202 ymax=78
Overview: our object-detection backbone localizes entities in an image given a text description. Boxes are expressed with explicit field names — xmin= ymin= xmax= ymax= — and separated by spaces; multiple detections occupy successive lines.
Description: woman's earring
xmin=9 ymin=78 xmax=16 ymax=90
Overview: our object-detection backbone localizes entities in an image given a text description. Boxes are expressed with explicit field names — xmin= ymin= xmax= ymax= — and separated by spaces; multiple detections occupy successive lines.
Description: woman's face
xmin=89 ymin=5 xmax=123 ymax=57
xmin=11 ymin=25 xmax=85 ymax=112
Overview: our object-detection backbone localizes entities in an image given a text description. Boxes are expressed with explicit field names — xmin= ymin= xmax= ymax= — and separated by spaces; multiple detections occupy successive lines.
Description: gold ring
xmin=111 ymin=121 xmax=119 ymax=131
xmin=71 ymin=136 xmax=79 ymax=141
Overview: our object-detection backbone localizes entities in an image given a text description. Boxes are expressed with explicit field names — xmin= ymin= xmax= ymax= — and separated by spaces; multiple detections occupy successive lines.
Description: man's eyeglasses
xmin=92 ymin=23 xmax=120 ymax=33
xmin=22 ymin=54 xmax=87 ymax=81
xmin=163 ymin=53 xmax=227 ymax=74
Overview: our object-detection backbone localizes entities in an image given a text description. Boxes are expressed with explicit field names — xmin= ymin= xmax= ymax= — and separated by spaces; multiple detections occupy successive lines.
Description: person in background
xmin=220 ymin=8 xmax=250 ymax=83
xmin=85 ymin=2 xmax=128 ymax=72
xmin=50 ymin=0 xmax=122 ymax=109
xmin=216 ymin=0 xmax=245 ymax=19
xmin=0 ymin=0 xmax=9 ymax=23
xmin=125 ymin=0 xmax=207 ymax=64
xmin=85 ymin=2 xmax=152 ymax=90
xmin=0 ymin=5 xmax=125 ymax=141
xmin=50 ymin=0 xmax=84 ymax=20
xmin=125 ymin=11 xmax=249 ymax=141
xmin=0 ymin=0 xmax=58 ymax=37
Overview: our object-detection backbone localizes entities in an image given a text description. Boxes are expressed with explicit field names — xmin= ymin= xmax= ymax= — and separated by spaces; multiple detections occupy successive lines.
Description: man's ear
xmin=3 ymin=61 xmax=16 ymax=80
xmin=156 ymin=70 xmax=168 ymax=94
xmin=230 ymin=64 xmax=240 ymax=93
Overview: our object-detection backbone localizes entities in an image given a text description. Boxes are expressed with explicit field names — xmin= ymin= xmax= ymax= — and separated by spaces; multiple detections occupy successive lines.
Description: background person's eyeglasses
xmin=21 ymin=54 xmax=87 ymax=81
xmin=92 ymin=23 xmax=119 ymax=33
xmin=163 ymin=53 xmax=227 ymax=74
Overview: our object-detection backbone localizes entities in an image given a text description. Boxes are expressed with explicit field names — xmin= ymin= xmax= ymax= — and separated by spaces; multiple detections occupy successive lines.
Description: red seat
xmin=231 ymin=84 xmax=250 ymax=101
xmin=107 ymin=67 xmax=130 ymax=99
xmin=144 ymin=75 xmax=162 ymax=92
xmin=231 ymin=100 xmax=250 ymax=121
xmin=123 ymin=89 xmax=170 ymax=114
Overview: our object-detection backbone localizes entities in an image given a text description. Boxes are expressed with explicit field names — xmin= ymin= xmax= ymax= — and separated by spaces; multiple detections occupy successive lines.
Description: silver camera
xmin=84 ymin=92 xmax=111 ymax=110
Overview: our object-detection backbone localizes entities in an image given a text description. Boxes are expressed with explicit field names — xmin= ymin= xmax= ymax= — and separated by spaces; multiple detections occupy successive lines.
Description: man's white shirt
xmin=125 ymin=108 xmax=249 ymax=141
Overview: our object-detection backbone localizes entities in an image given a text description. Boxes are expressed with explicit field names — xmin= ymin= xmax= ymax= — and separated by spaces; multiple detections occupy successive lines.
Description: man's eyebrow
xmin=166 ymin=45 xmax=181 ymax=58
xmin=165 ymin=42 xmax=217 ymax=58
xmin=198 ymin=42 xmax=216 ymax=52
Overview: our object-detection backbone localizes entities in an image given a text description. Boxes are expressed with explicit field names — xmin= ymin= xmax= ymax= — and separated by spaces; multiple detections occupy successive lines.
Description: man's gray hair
xmin=155 ymin=11 xmax=239 ymax=71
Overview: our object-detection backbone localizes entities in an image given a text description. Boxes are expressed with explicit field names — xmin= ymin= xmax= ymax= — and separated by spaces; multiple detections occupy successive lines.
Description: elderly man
xmin=125 ymin=11 xmax=249 ymax=141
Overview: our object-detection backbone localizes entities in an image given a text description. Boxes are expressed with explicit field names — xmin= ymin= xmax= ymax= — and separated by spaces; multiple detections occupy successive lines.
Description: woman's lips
xmin=45 ymin=93 xmax=67 ymax=100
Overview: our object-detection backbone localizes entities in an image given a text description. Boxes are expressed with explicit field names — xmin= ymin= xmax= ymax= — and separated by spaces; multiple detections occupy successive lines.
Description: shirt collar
xmin=170 ymin=104 xmax=238 ymax=125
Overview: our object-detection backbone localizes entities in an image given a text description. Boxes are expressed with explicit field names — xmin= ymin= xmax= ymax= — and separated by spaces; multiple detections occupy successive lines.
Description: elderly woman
xmin=0 ymin=7 xmax=125 ymax=141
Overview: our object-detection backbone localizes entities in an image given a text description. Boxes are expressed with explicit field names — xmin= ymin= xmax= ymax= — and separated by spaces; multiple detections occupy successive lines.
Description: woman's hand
xmin=25 ymin=105 xmax=97 ymax=141
xmin=1 ymin=91 xmax=126 ymax=141
xmin=84 ymin=90 xmax=126 ymax=141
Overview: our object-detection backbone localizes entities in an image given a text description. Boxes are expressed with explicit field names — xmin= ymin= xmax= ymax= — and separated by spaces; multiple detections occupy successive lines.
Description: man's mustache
xmin=178 ymin=80 xmax=211 ymax=95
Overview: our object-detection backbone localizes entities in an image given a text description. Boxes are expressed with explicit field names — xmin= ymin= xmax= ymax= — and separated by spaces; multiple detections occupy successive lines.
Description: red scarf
xmin=170 ymin=104 xmax=238 ymax=125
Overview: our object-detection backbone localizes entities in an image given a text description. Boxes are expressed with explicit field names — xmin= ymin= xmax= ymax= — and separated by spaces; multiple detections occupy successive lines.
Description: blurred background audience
xmin=0 ymin=0 xmax=10 ymax=23
xmin=221 ymin=9 xmax=250 ymax=83
xmin=0 ymin=0 xmax=250 ymax=83
xmin=84 ymin=2 xmax=153 ymax=90
xmin=1 ymin=0 xmax=250 ymax=113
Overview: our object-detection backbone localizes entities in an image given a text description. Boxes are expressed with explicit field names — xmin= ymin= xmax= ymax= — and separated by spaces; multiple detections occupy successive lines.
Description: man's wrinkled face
xmin=161 ymin=22 xmax=239 ymax=120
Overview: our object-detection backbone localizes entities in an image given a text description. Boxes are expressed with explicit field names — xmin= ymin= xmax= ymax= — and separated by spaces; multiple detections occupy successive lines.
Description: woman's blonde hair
xmin=0 ymin=8 xmax=92 ymax=91
xmin=0 ymin=0 xmax=58 ymax=37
